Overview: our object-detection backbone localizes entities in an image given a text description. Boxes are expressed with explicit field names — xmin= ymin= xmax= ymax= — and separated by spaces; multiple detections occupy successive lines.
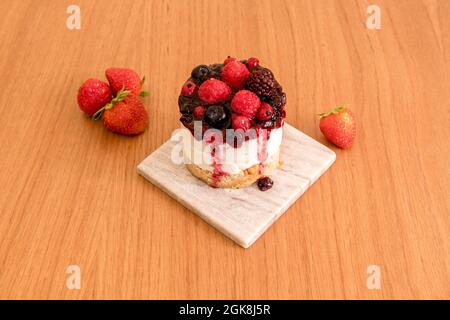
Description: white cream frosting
xmin=181 ymin=126 xmax=283 ymax=175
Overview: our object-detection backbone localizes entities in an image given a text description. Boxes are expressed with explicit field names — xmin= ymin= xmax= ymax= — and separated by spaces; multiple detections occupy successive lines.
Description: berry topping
xmin=231 ymin=114 xmax=251 ymax=131
xmin=257 ymin=177 xmax=274 ymax=191
xmin=230 ymin=90 xmax=260 ymax=119
xmin=247 ymin=57 xmax=260 ymax=69
xmin=191 ymin=65 xmax=210 ymax=83
xmin=224 ymin=56 xmax=237 ymax=65
xmin=221 ymin=60 xmax=251 ymax=90
xmin=178 ymin=57 xmax=286 ymax=134
xmin=246 ymin=68 xmax=276 ymax=98
xmin=256 ymin=102 xmax=274 ymax=121
xmin=193 ymin=106 xmax=206 ymax=119
xmin=198 ymin=79 xmax=232 ymax=104
xmin=77 ymin=78 xmax=112 ymax=117
xmin=181 ymin=80 xmax=196 ymax=96
xmin=204 ymin=105 xmax=229 ymax=129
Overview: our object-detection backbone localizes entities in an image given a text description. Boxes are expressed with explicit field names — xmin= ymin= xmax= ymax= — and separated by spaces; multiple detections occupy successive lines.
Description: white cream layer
xmin=181 ymin=126 xmax=283 ymax=175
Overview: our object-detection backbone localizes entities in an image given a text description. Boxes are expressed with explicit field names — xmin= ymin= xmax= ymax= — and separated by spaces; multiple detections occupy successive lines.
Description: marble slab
xmin=137 ymin=123 xmax=336 ymax=248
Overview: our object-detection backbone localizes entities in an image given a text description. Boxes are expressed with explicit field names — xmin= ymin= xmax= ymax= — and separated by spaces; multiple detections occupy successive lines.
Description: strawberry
xmin=101 ymin=90 xmax=148 ymax=135
xmin=319 ymin=106 xmax=356 ymax=149
xmin=105 ymin=67 xmax=148 ymax=97
xmin=77 ymin=78 xmax=112 ymax=116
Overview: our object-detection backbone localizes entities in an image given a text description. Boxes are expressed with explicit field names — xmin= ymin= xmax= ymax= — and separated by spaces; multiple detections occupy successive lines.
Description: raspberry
xmin=221 ymin=60 xmax=251 ymax=90
xmin=197 ymin=79 xmax=231 ymax=104
xmin=193 ymin=106 xmax=206 ymax=119
xmin=246 ymin=68 xmax=276 ymax=98
xmin=247 ymin=57 xmax=259 ymax=69
xmin=256 ymin=102 xmax=273 ymax=121
xmin=230 ymin=90 xmax=260 ymax=119
xmin=231 ymin=114 xmax=251 ymax=131
xmin=181 ymin=80 xmax=196 ymax=96
xmin=224 ymin=56 xmax=236 ymax=65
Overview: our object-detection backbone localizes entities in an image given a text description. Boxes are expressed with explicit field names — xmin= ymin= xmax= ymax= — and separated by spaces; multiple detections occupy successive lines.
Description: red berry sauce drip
xmin=256 ymin=128 xmax=273 ymax=175
xmin=207 ymin=134 xmax=228 ymax=188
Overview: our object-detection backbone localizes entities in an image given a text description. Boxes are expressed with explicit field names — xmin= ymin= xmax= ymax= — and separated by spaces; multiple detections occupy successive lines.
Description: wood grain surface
xmin=0 ymin=0 xmax=449 ymax=299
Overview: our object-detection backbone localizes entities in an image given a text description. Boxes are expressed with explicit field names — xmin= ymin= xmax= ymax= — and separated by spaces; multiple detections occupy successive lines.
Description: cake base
xmin=185 ymin=152 xmax=279 ymax=189
xmin=137 ymin=123 xmax=336 ymax=248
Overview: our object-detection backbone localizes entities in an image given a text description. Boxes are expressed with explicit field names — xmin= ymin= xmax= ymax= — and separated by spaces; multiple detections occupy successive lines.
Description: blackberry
xmin=270 ymin=108 xmax=280 ymax=122
xmin=270 ymin=91 xmax=286 ymax=110
xmin=246 ymin=68 xmax=276 ymax=98
xmin=257 ymin=177 xmax=274 ymax=191
xmin=178 ymin=95 xmax=199 ymax=114
xmin=180 ymin=114 xmax=194 ymax=130
xmin=208 ymin=63 xmax=224 ymax=79
xmin=191 ymin=65 xmax=210 ymax=83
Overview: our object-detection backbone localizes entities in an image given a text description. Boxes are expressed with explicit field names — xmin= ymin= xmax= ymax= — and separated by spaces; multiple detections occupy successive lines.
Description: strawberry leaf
xmin=91 ymin=87 xmax=130 ymax=120
xmin=139 ymin=91 xmax=150 ymax=97
xmin=318 ymin=106 xmax=346 ymax=118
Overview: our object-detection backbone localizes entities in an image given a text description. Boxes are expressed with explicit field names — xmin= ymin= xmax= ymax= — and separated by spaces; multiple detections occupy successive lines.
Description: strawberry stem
xmin=92 ymin=87 xmax=130 ymax=120
xmin=318 ymin=106 xmax=346 ymax=118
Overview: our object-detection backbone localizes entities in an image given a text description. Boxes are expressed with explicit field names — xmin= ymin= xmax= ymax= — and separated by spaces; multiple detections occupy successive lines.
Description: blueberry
xmin=204 ymin=105 xmax=228 ymax=128
xmin=270 ymin=92 xmax=286 ymax=110
xmin=257 ymin=177 xmax=274 ymax=191
xmin=191 ymin=65 xmax=210 ymax=82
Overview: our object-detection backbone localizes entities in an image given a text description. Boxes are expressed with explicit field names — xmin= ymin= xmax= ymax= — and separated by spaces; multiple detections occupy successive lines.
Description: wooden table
xmin=0 ymin=0 xmax=448 ymax=300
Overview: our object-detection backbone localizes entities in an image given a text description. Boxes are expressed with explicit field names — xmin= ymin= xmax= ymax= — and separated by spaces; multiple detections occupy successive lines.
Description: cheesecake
xmin=178 ymin=57 xmax=286 ymax=190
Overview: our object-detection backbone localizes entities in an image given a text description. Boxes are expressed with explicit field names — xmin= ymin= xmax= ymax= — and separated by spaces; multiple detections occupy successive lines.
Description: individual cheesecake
xmin=178 ymin=57 xmax=286 ymax=190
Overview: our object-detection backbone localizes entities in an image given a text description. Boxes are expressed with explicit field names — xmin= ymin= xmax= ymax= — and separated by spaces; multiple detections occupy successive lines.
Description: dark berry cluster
xmin=178 ymin=57 xmax=286 ymax=135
